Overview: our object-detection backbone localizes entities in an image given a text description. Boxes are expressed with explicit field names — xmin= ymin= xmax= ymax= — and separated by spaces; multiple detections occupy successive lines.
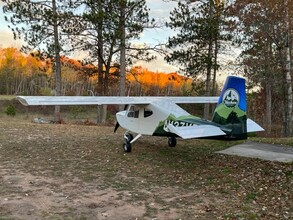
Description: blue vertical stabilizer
xmin=212 ymin=76 xmax=247 ymax=139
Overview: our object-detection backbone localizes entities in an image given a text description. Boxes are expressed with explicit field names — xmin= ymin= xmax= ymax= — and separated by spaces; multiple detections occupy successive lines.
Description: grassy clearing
xmin=0 ymin=114 xmax=292 ymax=219
xmin=0 ymin=95 xmax=16 ymax=101
xmin=251 ymin=136 xmax=293 ymax=147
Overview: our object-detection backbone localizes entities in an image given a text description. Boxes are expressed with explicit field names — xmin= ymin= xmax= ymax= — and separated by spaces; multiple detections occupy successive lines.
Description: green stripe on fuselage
xmin=153 ymin=114 xmax=218 ymax=136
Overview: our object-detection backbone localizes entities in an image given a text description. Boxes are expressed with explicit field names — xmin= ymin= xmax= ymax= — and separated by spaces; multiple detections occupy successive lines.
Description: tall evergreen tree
xmin=65 ymin=0 xmax=153 ymax=122
xmin=166 ymin=0 xmax=228 ymax=118
xmin=67 ymin=0 xmax=153 ymax=95
xmin=2 ymin=0 xmax=73 ymax=122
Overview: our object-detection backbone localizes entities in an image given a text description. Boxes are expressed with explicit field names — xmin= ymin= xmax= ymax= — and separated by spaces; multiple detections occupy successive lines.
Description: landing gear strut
xmin=168 ymin=137 xmax=177 ymax=147
xmin=123 ymin=133 xmax=133 ymax=153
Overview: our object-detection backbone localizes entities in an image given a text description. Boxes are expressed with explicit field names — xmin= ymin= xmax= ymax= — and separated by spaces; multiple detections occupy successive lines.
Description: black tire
xmin=168 ymin=137 xmax=177 ymax=147
xmin=123 ymin=142 xmax=132 ymax=153
xmin=125 ymin=133 xmax=134 ymax=142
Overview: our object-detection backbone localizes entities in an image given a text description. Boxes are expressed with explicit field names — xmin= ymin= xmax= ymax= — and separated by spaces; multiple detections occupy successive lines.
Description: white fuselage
xmin=116 ymin=101 xmax=190 ymax=135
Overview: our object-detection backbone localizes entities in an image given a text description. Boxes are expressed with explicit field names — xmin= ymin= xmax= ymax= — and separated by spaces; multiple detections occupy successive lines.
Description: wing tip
xmin=17 ymin=96 xmax=29 ymax=106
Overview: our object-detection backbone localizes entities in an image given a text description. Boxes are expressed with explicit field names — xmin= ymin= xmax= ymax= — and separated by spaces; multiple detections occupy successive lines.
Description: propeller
xmin=114 ymin=121 xmax=120 ymax=133
xmin=114 ymin=105 xmax=128 ymax=133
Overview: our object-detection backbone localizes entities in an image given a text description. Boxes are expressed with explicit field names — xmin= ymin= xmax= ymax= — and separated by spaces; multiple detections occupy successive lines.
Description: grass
xmin=0 ymin=95 xmax=16 ymax=101
xmin=251 ymin=136 xmax=293 ymax=147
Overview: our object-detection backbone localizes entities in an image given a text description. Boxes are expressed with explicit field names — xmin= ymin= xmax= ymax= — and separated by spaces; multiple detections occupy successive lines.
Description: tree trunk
xmin=204 ymin=55 xmax=212 ymax=119
xmin=97 ymin=1 xmax=104 ymax=96
xmin=204 ymin=0 xmax=213 ymax=119
xmin=119 ymin=1 xmax=126 ymax=111
xmin=212 ymin=37 xmax=218 ymax=97
xmin=211 ymin=24 xmax=219 ymax=114
xmin=96 ymin=1 xmax=107 ymax=124
xmin=52 ymin=0 xmax=62 ymax=123
xmin=265 ymin=83 xmax=272 ymax=134
xmin=284 ymin=0 xmax=292 ymax=136
xmin=284 ymin=45 xmax=292 ymax=137
xmin=97 ymin=104 xmax=107 ymax=124
xmin=264 ymin=27 xmax=272 ymax=135
xmin=119 ymin=2 xmax=126 ymax=97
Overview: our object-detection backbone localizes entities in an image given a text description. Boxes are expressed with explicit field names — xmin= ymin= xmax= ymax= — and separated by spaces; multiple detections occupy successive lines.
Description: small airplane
xmin=17 ymin=76 xmax=264 ymax=153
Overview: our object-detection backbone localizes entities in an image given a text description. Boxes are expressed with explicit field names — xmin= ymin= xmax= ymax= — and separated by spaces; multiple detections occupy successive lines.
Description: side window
xmin=127 ymin=106 xmax=139 ymax=118
xmin=144 ymin=108 xmax=153 ymax=118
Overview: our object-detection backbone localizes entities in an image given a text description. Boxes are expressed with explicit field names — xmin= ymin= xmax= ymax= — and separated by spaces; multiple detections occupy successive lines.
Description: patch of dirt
xmin=0 ymin=165 xmax=148 ymax=219
xmin=0 ymin=117 xmax=292 ymax=219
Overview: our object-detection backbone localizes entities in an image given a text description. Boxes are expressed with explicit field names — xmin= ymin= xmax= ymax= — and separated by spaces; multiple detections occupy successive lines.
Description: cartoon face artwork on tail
xmin=212 ymin=76 xmax=247 ymax=139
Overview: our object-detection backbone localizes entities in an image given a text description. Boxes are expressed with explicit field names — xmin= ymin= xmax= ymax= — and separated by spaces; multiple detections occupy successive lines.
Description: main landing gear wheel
xmin=123 ymin=133 xmax=133 ymax=153
xmin=168 ymin=137 xmax=177 ymax=147
xmin=123 ymin=142 xmax=132 ymax=153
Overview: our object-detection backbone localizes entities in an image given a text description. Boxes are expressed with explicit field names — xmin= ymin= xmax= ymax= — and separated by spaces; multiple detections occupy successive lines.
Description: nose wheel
xmin=168 ymin=137 xmax=177 ymax=147
xmin=123 ymin=133 xmax=133 ymax=153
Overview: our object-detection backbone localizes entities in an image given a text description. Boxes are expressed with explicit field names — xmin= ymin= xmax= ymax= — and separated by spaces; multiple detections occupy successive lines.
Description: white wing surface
xmin=17 ymin=96 xmax=219 ymax=106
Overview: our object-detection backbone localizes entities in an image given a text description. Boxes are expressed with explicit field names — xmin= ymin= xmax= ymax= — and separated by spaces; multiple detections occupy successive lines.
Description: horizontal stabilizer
xmin=247 ymin=118 xmax=264 ymax=133
xmin=166 ymin=124 xmax=226 ymax=139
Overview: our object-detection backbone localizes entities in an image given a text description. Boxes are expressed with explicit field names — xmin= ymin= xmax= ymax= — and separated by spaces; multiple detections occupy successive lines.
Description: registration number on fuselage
xmin=163 ymin=119 xmax=194 ymax=131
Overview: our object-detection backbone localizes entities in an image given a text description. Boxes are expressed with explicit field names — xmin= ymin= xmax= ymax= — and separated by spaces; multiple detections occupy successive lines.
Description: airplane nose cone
xmin=116 ymin=111 xmax=127 ymax=129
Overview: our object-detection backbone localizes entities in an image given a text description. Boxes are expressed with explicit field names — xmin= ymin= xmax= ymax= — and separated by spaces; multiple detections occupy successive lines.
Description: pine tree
xmin=63 ymin=0 xmax=153 ymax=122
xmin=2 ymin=0 xmax=73 ymax=122
xmin=166 ymin=0 xmax=228 ymax=118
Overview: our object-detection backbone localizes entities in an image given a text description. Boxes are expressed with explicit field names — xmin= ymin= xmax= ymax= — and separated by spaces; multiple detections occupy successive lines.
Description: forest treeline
xmin=1 ymin=0 xmax=293 ymax=137
xmin=0 ymin=47 xmax=198 ymax=97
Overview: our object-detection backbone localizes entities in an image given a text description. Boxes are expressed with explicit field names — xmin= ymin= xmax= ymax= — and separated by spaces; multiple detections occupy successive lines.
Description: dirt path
xmin=1 ymin=163 xmax=212 ymax=219
xmin=0 ymin=164 xmax=148 ymax=219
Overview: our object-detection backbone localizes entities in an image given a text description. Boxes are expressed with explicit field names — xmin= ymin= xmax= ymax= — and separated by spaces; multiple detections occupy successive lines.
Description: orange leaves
xmin=127 ymin=66 xmax=192 ymax=95
xmin=0 ymin=47 xmax=24 ymax=68
xmin=0 ymin=47 xmax=51 ymax=78
xmin=0 ymin=47 xmax=194 ymax=96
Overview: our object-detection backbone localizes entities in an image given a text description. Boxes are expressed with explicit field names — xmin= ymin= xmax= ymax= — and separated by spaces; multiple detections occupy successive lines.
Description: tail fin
xmin=212 ymin=76 xmax=247 ymax=139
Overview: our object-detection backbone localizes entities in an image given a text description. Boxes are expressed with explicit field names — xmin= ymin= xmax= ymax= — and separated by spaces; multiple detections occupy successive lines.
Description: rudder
xmin=212 ymin=76 xmax=247 ymax=139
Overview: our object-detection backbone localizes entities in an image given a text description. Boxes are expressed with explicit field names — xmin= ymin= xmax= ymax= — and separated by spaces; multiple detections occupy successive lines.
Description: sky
xmin=0 ymin=1 xmax=240 ymax=78
xmin=133 ymin=0 xmax=179 ymax=72
xmin=0 ymin=0 xmax=179 ymax=73
xmin=0 ymin=2 xmax=21 ymax=48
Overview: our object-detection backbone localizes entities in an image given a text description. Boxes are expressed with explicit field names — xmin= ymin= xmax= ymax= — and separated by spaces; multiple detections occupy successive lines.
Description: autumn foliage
xmin=127 ymin=66 xmax=194 ymax=96
xmin=0 ymin=47 xmax=50 ymax=95
xmin=0 ymin=47 xmax=197 ymax=97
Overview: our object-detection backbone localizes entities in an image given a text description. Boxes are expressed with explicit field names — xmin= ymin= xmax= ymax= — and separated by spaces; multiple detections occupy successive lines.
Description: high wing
xmin=16 ymin=96 xmax=219 ymax=106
